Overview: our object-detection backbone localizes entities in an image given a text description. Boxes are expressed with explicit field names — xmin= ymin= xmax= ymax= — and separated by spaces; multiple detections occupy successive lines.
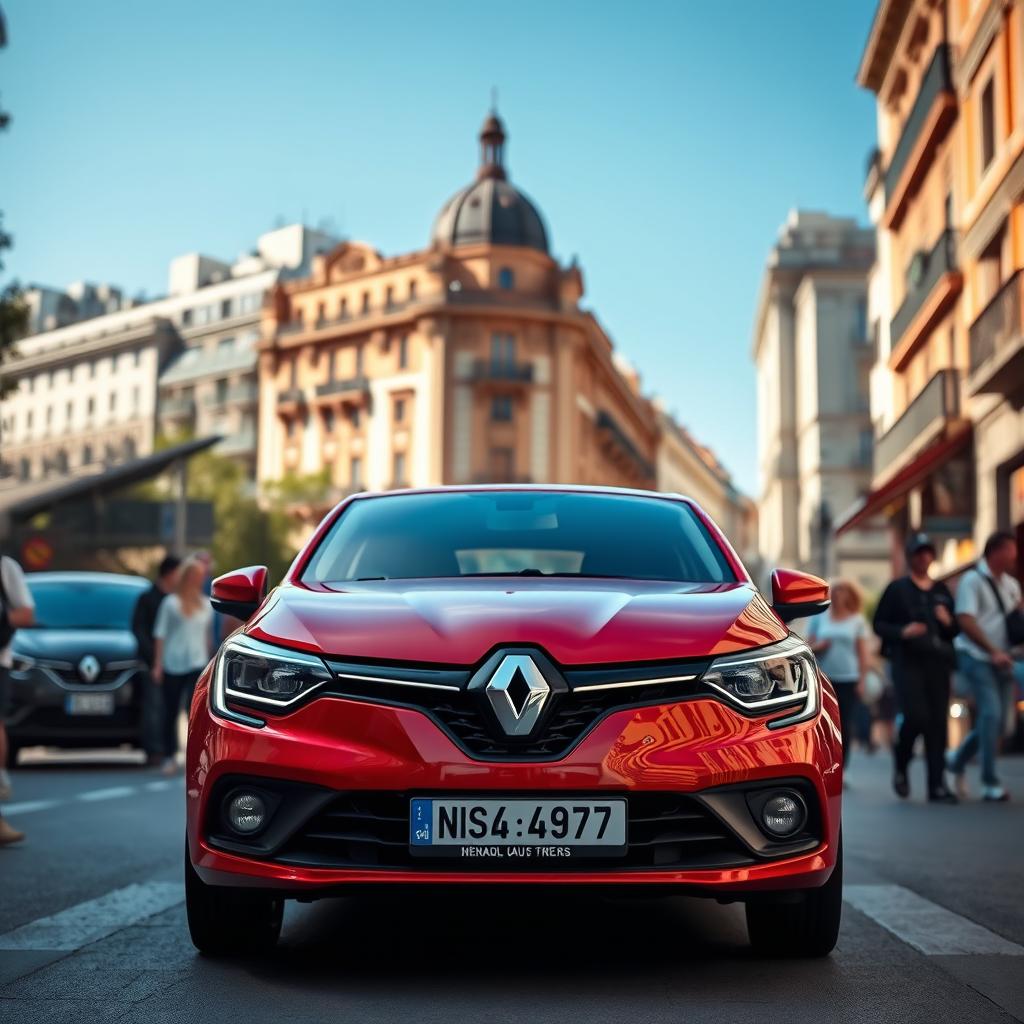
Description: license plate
xmin=409 ymin=798 xmax=627 ymax=858
xmin=65 ymin=692 xmax=115 ymax=716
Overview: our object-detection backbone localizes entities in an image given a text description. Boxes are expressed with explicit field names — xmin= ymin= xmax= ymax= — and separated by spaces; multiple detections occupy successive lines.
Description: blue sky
xmin=2 ymin=0 xmax=876 ymax=493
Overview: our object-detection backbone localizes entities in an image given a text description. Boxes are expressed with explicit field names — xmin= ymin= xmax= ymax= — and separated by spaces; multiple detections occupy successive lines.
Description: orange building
xmin=257 ymin=113 xmax=661 ymax=507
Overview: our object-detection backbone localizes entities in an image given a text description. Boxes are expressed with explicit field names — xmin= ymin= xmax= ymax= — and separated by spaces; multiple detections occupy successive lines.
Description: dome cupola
xmin=431 ymin=111 xmax=549 ymax=254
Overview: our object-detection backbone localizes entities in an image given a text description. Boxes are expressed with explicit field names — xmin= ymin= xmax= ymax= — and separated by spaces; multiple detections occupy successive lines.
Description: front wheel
xmin=746 ymin=835 xmax=843 ymax=958
xmin=185 ymin=843 xmax=283 ymax=956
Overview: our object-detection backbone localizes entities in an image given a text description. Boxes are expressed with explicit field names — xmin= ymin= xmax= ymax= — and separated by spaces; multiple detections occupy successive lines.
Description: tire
xmin=185 ymin=843 xmax=283 ymax=956
xmin=746 ymin=835 xmax=843 ymax=958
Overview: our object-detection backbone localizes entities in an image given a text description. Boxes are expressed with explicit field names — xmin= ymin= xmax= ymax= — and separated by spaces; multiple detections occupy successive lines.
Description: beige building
xmin=754 ymin=211 xmax=889 ymax=594
xmin=259 ymin=113 xmax=687 ymax=509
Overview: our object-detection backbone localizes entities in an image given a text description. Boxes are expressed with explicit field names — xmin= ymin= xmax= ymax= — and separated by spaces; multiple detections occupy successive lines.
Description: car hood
xmin=12 ymin=629 xmax=138 ymax=664
xmin=248 ymin=579 xmax=787 ymax=666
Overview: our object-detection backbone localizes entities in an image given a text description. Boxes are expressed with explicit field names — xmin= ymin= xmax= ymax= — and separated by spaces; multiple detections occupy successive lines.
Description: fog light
xmin=226 ymin=791 xmax=267 ymax=835
xmin=760 ymin=792 xmax=806 ymax=838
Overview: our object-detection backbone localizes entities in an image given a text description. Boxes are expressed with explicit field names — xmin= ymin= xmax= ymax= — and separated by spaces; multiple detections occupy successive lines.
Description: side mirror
xmin=770 ymin=568 xmax=830 ymax=624
xmin=211 ymin=565 xmax=269 ymax=621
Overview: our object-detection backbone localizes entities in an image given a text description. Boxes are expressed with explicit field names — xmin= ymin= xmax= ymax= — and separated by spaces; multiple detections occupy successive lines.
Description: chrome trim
xmin=484 ymin=653 xmax=550 ymax=737
xmin=703 ymin=678 xmax=807 ymax=711
xmin=334 ymin=671 xmax=461 ymax=693
xmin=36 ymin=665 xmax=140 ymax=693
xmin=573 ymin=673 xmax=697 ymax=692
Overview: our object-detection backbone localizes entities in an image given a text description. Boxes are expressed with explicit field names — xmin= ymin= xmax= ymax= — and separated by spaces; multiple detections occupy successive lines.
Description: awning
xmin=0 ymin=436 xmax=221 ymax=533
xmin=835 ymin=429 xmax=971 ymax=536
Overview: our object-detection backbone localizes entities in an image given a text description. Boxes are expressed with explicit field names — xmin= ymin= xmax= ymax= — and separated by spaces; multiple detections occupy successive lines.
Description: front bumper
xmin=4 ymin=663 xmax=144 ymax=746
xmin=186 ymin=669 xmax=842 ymax=893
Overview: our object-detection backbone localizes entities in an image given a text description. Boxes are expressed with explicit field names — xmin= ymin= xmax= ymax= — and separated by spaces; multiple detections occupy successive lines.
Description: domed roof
xmin=431 ymin=112 xmax=549 ymax=254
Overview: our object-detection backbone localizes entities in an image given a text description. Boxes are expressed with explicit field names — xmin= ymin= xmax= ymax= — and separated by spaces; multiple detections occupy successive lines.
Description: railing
xmin=969 ymin=269 xmax=1023 ymax=376
xmin=277 ymin=388 xmax=305 ymax=406
xmin=885 ymin=45 xmax=953 ymax=201
xmin=470 ymin=360 xmax=533 ymax=383
xmin=874 ymin=369 xmax=960 ymax=476
xmin=160 ymin=397 xmax=196 ymax=418
xmin=315 ymin=376 xmax=370 ymax=399
xmin=890 ymin=228 xmax=958 ymax=346
xmin=225 ymin=383 xmax=258 ymax=404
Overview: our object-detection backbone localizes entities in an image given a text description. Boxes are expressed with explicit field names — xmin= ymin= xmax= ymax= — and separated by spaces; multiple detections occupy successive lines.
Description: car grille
xmin=321 ymin=656 xmax=712 ymax=761
xmin=272 ymin=792 xmax=755 ymax=872
xmin=49 ymin=666 xmax=132 ymax=687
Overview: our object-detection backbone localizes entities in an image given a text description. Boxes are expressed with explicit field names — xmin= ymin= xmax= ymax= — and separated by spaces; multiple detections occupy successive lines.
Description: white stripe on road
xmin=845 ymin=885 xmax=1024 ymax=956
xmin=0 ymin=882 xmax=183 ymax=952
xmin=1 ymin=799 xmax=60 ymax=816
xmin=3 ymin=779 xmax=181 ymax=816
xmin=76 ymin=785 xmax=137 ymax=803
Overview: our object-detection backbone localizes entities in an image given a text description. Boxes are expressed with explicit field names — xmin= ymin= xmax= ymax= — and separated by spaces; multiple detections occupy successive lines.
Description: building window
xmin=351 ymin=406 xmax=362 ymax=430
xmin=286 ymin=418 xmax=297 ymax=440
xmin=26 ymin=410 xmax=33 ymax=431
xmin=491 ymin=395 xmax=513 ymax=422
xmin=317 ymin=301 xmax=325 ymax=324
xmin=215 ymin=378 xmax=228 ymax=405
xmin=66 ymin=400 xmax=73 ymax=423
xmin=385 ymin=285 xmax=394 ymax=309
xmin=398 ymin=335 xmax=409 ymax=369
xmin=350 ymin=456 xmax=362 ymax=486
xmin=19 ymin=457 xmax=30 ymax=481
xmin=289 ymin=358 xmax=298 ymax=390
xmin=323 ymin=407 xmax=335 ymax=434
xmin=89 ymin=361 xmax=96 ymax=379
xmin=218 ymin=336 xmax=235 ymax=352
xmin=328 ymin=347 xmax=337 ymax=380
xmin=489 ymin=446 xmax=515 ymax=480
xmin=82 ymin=444 xmax=92 ymax=466
xmin=340 ymin=297 xmax=348 ymax=319
xmin=132 ymin=386 xmax=140 ymax=412
xmin=491 ymin=332 xmax=516 ymax=368
xmin=498 ymin=267 xmax=515 ymax=290
xmin=221 ymin=298 xmax=232 ymax=319
xmin=394 ymin=397 xmax=406 ymax=423
xmin=134 ymin=349 xmax=142 ymax=368
xmin=361 ymin=291 xmax=370 ymax=314
xmin=86 ymin=397 xmax=94 ymax=418
xmin=46 ymin=406 xmax=53 ymax=428
xmin=981 ymin=76 xmax=996 ymax=172
xmin=356 ymin=344 xmax=365 ymax=376
xmin=409 ymin=280 xmax=417 ymax=301
xmin=109 ymin=392 xmax=117 ymax=412
xmin=392 ymin=451 xmax=407 ymax=485
xmin=182 ymin=308 xmax=193 ymax=327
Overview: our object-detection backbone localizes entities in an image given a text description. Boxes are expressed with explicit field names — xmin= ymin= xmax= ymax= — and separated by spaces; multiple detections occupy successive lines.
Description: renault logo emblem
xmin=483 ymin=654 xmax=550 ymax=737
xmin=78 ymin=654 xmax=101 ymax=683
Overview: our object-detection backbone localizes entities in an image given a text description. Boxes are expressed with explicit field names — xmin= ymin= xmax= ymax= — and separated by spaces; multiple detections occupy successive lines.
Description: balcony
xmin=595 ymin=410 xmax=655 ymax=483
xmin=216 ymin=429 xmax=257 ymax=457
xmin=315 ymin=376 xmax=371 ymax=406
xmin=874 ymin=369 xmax=962 ymax=482
xmin=469 ymin=360 xmax=534 ymax=386
xmin=889 ymin=229 xmax=960 ymax=367
xmin=159 ymin=397 xmax=196 ymax=420
xmin=883 ymin=45 xmax=955 ymax=228
xmin=968 ymin=270 xmax=1024 ymax=396
xmin=277 ymin=388 xmax=306 ymax=415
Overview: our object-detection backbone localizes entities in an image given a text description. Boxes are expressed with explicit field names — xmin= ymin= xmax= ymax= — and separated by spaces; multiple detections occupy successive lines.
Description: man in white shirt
xmin=1 ymin=553 xmax=36 ymax=844
xmin=947 ymin=532 xmax=1022 ymax=802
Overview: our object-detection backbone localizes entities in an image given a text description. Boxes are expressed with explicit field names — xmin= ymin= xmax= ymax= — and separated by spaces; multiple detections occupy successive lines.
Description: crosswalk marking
xmin=1 ymin=799 xmax=59 ymax=816
xmin=844 ymin=884 xmax=1024 ymax=956
xmin=0 ymin=882 xmax=183 ymax=952
xmin=77 ymin=785 xmax=137 ymax=802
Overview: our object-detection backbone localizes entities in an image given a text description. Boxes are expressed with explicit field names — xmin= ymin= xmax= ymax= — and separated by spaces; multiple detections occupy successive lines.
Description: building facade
xmin=754 ymin=211 xmax=889 ymax=593
xmin=0 ymin=225 xmax=335 ymax=483
xmin=847 ymin=0 xmax=1024 ymax=579
xmin=258 ymin=114 xmax=691 ymax=513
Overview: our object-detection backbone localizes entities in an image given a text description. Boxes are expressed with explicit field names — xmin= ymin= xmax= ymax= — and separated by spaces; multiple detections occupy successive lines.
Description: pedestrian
xmin=806 ymin=579 xmax=869 ymax=776
xmin=152 ymin=555 xmax=213 ymax=776
xmin=873 ymin=533 xmax=960 ymax=803
xmin=131 ymin=554 xmax=181 ymax=767
xmin=946 ymin=531 xmax=1023 ymax=802
xmin=0 ymin=552 xmax=35 ymax=846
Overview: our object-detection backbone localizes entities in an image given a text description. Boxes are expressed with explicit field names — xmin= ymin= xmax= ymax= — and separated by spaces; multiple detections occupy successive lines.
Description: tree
xmin=0 ymin=9 xmax=28 ymax=398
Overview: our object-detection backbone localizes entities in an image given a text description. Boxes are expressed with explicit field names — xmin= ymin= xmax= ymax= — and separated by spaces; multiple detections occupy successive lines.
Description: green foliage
xmin=264 ymin=468 xmax=332 ymax=507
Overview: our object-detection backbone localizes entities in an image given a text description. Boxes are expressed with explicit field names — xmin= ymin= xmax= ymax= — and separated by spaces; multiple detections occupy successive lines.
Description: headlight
xmin=702 ymin=637 xmax=819 ymax=728
xmin=211 ymin=635 xmax=332 ymax=726
xmin=10 ymin=654 xmax=37 ymax=676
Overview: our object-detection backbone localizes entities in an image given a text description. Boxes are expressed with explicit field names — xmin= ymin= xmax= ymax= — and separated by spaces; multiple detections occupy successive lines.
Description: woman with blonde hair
xmin=806 ymin=579 xmax=869 ymax=775
xmin=153 ymin=555 xmax=213 ymax=774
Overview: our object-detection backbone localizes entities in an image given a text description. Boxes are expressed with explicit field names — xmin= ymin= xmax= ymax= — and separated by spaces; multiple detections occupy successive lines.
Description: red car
xmin=185 ymin=486 xmax=841 ymax=957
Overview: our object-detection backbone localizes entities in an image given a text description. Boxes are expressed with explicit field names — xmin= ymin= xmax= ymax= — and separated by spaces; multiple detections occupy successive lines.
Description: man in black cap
xmin=873 ymin=533 xmax=959 ymax=802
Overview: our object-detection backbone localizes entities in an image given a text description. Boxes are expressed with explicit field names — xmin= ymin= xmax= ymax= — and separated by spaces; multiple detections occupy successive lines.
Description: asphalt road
xmin=1 ymin=748 xmax=1022 ymax=1024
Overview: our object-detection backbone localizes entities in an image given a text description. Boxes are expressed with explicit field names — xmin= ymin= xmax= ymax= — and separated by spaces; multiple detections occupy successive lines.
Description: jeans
xmin=949 ymin=651 xmax=1011 ymax=787
xmin=161 ymin=670 xmax=199 ymax=759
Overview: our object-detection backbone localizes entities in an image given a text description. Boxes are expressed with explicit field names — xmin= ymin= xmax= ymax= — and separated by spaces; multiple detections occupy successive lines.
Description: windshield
xmin=303 ymin=491 xmax=736 ymax=584
xmin=27 ymin=579 xmax=147 ymax=630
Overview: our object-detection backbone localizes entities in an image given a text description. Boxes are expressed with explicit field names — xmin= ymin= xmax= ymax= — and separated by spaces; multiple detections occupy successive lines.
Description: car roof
xmin=348 ymin=484 xmax=693 ymax=503
xmin=26 ymin=571 xmax=148 ymax=587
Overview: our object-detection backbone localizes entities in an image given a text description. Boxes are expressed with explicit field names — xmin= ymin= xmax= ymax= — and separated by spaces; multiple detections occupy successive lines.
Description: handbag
xmin=980 ymin=570 xmax=1024 ymax=648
